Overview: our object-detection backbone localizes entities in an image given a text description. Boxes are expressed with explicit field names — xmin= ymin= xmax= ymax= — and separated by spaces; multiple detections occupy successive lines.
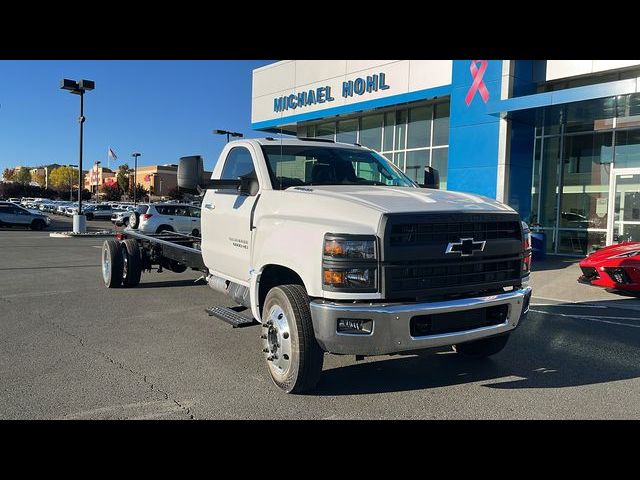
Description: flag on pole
xmin=108 ymin=147 xmax=118 ymax=161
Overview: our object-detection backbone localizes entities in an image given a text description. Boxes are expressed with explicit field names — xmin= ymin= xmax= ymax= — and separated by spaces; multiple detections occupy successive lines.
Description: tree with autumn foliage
xmin=2 ymin=168 xmax=15 ymax=181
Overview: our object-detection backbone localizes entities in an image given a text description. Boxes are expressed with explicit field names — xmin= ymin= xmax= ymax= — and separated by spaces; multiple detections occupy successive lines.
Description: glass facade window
xmin=530 ymin=94 xmax=640 ymax=255
xmin=407 ymin=106 xmax=431 ymax=149
xmin=336 ymin=119 xmax=358 ymax=144
xmin=614 ymin=128 xmax=640 ymax=168
xmin=383 ymin=112 xmax=395 ymax=151
xmin=298 ymin=99 xmax=450 ymax=189
xmin=405 ymin=150 xmax=429 ymax=182
xmin=613 ymin=173 xmax=640 ymax=242
xmin=360 ymin=114 xmax=383 ymax=151
xmin=394 ymin=110 xmax=407 ymax=150
xmin=560 ymin=133 xmax=610 ymax=232
xmin=316 ymin=122 xmax=335 ymax=140
xmin=431 ymin=148 xmax=448 ymax=190
xmin=530 ymin=138 xmax=542 ymax=226
xmin=307 ymin=125 xmax=316 ymax=138
xmin=433 ymin=102 xmax=450 ymax=146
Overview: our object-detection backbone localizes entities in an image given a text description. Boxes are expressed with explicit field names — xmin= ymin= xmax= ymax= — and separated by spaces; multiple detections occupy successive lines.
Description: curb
xmin=49 ymin=230 xmax=115 ymax=238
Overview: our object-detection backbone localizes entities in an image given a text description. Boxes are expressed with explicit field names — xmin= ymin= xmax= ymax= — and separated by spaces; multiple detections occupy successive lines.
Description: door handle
xmin=204 ymin=204 xmax=215 ymax=210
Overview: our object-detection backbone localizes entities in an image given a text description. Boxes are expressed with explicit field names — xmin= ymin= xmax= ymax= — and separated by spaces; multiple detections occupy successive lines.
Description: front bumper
xmin=310 ymin=287 xmax=532 ymax=355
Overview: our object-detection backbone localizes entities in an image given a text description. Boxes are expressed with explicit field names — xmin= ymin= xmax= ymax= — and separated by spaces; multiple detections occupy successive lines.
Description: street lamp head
xmin=213 ymin=129 xmax=244 ymax=137
xmin=79 ymin=80 xmax=95 ymax=91
xmin=60 ymin=79 xmax=79 ymax=91
xmin=60 ymin=78 xmax=95 ymax=94
xmin=131 ymin=152 xmax=142 ymax=157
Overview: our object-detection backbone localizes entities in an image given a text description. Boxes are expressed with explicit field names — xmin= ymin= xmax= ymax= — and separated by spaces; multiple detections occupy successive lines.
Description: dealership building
xmin=251 ymin=60 xmax=640 ymax=256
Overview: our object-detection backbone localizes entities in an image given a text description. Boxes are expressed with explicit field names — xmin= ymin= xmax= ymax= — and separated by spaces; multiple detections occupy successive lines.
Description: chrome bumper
xmin=310 ymin=287 xmax=532 ymax=355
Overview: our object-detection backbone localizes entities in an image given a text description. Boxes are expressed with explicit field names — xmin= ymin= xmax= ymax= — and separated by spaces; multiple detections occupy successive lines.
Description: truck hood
xmin=288 ymin=185 xmax=515 ymax=214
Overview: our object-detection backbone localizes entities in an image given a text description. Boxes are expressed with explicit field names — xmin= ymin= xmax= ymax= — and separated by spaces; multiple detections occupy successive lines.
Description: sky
xmin=0 ymin=60 xmax=274 ymax=174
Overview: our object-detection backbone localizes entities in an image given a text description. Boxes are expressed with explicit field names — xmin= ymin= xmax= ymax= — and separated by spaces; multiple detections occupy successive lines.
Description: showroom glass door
xmin=607 ymin=169 xmax=640 ymax=244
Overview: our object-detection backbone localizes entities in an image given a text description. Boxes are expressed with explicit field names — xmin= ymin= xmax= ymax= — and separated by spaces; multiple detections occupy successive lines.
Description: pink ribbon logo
xmin=465 ymin=60 xmax=489 ymax=106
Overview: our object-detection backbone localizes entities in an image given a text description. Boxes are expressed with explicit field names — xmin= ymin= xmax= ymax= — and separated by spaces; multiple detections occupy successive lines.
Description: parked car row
xmin=1 ymin=196 xmax=202 ymax=233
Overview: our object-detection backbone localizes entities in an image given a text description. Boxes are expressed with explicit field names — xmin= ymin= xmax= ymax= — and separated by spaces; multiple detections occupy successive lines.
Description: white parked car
xmin=127 ymin=203 xmax=201 ymax=235
xmin=0 ymin=201 xmax=51 ymax=230
xmin=56 ymin=203 xmax=72 ymax=215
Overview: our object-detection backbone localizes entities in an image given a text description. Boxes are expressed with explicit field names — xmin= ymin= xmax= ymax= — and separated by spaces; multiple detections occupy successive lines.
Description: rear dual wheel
xmin=101 ymin=239 xmax=142 ymax=288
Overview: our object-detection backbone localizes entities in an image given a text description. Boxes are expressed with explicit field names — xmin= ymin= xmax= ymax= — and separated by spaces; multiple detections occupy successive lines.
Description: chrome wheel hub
xmin=122 ymin=251 xmax=128 ymax=280
xmin=102 ymin=247 xmax=110 ymax=283
xmin=262 ymin=305 xmax=292 ymax=375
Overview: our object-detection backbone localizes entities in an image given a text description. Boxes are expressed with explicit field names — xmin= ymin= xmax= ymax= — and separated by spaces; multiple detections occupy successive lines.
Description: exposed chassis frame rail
xmin=119 ymin=230 xmax=207 ymax=272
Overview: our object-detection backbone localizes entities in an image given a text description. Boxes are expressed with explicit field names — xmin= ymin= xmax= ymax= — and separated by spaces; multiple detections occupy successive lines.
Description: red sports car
xmin=578 ymin=242 xmax=640 ymax=292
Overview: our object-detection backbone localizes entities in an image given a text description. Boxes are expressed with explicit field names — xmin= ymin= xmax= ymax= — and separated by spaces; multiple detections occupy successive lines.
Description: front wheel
xmin=261 ymin=284 xmax=324 ymax=393
xmin=453 ymin=334 xmax=510 ymax=357
xmin=30 ymin=219 xmax=46 ymax=231
xmin=85 ymin=213 xmax=94 ymax=221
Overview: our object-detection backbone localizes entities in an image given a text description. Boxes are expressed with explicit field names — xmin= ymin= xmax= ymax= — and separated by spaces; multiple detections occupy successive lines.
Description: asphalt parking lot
xmin=2 ymin=217 xmax=640 ymax=419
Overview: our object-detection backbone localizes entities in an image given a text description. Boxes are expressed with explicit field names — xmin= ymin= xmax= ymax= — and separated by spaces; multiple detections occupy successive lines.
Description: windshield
xmin=261 ymin=145 xmax=418 ymax=190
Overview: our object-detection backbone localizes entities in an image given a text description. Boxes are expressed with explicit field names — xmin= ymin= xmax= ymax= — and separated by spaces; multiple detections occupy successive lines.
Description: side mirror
xmin=177 ymin=155 xmax=204 ymax=193
xmin=239 ymin=176 xmax=259 ymax=196
xmin=422 ymin=166 xmax=440 ymax=189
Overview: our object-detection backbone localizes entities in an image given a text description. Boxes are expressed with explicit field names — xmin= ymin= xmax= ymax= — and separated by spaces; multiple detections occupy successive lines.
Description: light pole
xmin=60 ymin=78 xmax=95 ymax=233
xmin=131 ymin=152 xmax=141 ymax=206
xmin=213 ymin=129 xmax=243 ymax=143
xmin=94 ymin=161 xmax=101 ymax=199
xmin=150 ymin=172 xmax=157 ymax=202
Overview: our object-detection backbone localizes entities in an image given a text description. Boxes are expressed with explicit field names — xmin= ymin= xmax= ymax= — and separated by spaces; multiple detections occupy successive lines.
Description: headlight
xmin=322 ymin=234 xmax=378 ymax=292
xmin=521 ymin=221 xmax=531 ymax=274
xmin=323 ymin=267 xmax=377 ymax=289
xmin=323 ymin=235 xmax=376 ymax=260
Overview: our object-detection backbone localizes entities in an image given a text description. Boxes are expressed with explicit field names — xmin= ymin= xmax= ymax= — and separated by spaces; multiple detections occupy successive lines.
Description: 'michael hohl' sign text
xmin=273 ymin=72 xmax=390 ymax=113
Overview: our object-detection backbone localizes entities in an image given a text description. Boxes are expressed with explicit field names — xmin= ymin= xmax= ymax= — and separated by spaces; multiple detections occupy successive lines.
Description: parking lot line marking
xmin=0 ymin=264 xmax=100 ymax=271
xmin=530 ymin=308 xmax=640 ymax=328
xmin=531 ymin=303 xmax=607 ymax=308
xmin=0 ymin=289 xmax=94 ymax=299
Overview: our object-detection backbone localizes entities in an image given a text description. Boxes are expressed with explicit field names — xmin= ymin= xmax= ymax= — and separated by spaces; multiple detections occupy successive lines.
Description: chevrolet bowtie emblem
xmin=445 ymin=238 xmax=486 ymax=256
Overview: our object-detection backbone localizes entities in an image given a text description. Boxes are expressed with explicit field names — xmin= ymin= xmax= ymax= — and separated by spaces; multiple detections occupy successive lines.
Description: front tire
xmin=262 ymin=284 xmax=324 ymax=393
xmin=85 ymin=213 xmax=94 ymax=221
xmin=30 ymin=219 xmax=45 ymax=231
xmin=102 ymin=239 xmax=124 ymax=288
xmin=453 ymin=334 xmax=510 ymax=357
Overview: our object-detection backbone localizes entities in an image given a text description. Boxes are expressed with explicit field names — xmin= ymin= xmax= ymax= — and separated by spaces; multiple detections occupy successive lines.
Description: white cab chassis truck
xmin=102 ymin=138 xmax=532 ymax=393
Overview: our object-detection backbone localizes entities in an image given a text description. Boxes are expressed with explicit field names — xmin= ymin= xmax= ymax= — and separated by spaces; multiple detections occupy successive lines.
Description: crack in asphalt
xmin=1 ymin=297 xmax=195 ymax=420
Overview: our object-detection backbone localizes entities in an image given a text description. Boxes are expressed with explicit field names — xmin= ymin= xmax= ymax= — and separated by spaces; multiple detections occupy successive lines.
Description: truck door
xmin=201 ymin=146 xmax=260 ymax=285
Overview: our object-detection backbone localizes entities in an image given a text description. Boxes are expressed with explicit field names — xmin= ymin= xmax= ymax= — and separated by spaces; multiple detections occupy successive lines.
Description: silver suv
xmin=0 ymin=201 xmax=51 ymax=230
xmin=111 ymin=205 xmax=146 ymax=227
xmin=84 ymin=204 xmax=113 ymax=220
xmin=127 ymin=203 xmax=201 ymax=235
